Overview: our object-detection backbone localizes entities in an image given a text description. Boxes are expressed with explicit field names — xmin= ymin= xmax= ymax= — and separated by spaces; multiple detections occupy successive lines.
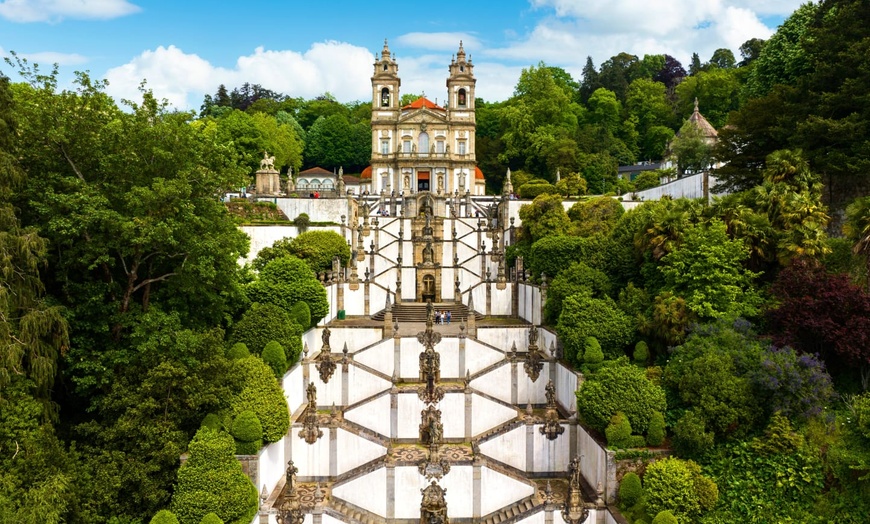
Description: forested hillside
xmin=2 ymin=0 xmax=870 ymax=523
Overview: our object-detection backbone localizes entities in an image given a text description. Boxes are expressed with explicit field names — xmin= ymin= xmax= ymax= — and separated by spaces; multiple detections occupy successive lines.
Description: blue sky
xmin=0 ymin=0 xmax=806 ymax=109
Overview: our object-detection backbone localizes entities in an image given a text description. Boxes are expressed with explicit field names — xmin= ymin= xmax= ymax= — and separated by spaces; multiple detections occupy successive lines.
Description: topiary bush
xmin=293 ymin=213 xmax=310 ymax=233
xmin=582 ymin=336 xmax=604 ymax=367
xmin=634 ymin=341 xmax=649 ymax=364
xmin=290 ymin=300 xmax=312 ymax=330
xmin=261 ymin=340 xmax=288 ymax=378
xmin=576 ymin=359 xmax=666 ymax=434
xmin=246 ymin=256 xmax=329 ymax=325
xmin=651 ymin=510 xmax=678 ymax=524
xmin=228 ymin=356 xmax=290 ymax=442
xmin=619 ymin=472 xmax=642 ymax=507
xmin=558 ymin=291 xmax=634 ymax=361
xmin=231 ymin=410 xmax=263 ymax=455
xmin=170 ymin=428 xmax=258 ymax=524
xmin=606 ymin=412 xmax=633 ymax=448
xmin=287 ymin=230 xmax=351 ymax=274
xmin=150 ymin=510 xmax=180 ymax=524
xmin=230 ymin=302 xmax=302 ymax=356
xmin=227 ymin=343 xmax=250 ymax=360
xmin=199 ymin=513 xmax=225 ymax=524
xmin=201 ymin=413 xmax=222 ymax=431
xmin=518 ymin=180 xmax=559 ymax=199
xmin=672 ymin=410 xmax=715 ymax=459
xmin=643 ymin=457 xmax=717 ymax=524
xmin=647 ymin=411 xmax=666 ymax=447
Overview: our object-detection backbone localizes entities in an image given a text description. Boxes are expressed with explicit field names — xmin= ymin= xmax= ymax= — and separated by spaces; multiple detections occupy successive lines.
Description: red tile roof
xmin=475 ymin=166 xmax=484 ymax=180
xmin=298 ymin=166 xmax=334 ymax=176
xmin=402 ymin=97 xmax=445 ymax=111
xmin=360 ymin=166 xmax=372 ymax=179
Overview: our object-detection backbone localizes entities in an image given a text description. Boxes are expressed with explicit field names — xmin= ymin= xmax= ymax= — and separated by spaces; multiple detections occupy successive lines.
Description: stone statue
xmin=405 ymin=175 xmax=411 ymax=189
xmin=422 ymin=241 xmax=434 ymax=264
xmin=426 ymin=300 xmax=435 ymax=323
xmin=420 ymin=481 xmax=448 ymax=524
xmin=322 ymin=326 xmax=331 ymax=348
xmin=260 ymin=151 xmax=276 ymax=170
xmin=528 ymin=325 xmax=539 ymax=347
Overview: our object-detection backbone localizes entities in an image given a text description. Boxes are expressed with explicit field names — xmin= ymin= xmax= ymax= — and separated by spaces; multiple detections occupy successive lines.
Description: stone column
xmin=472 ymin=454 xmax=483 ymax=519
xmin=458 ymin=332 xmax=466 ymax=378
xmin=526 ymin=421 xmax=536 ymax=473
xmin=329 ymin=426 xmax=338 ymax=477
xmin=336 ymin=283 xmax=344 ymax=315
xmin=364 ymin=279 xmax=370 ymax=316
xmin=569 ymin=415 xmax=578 ymax=463
xmin=464 ymin=385 xmax=473 ymax=441
xmin=486 ymin=280 xmax=492 ymax=316
xmin=385 ymin=460 xmax=396 ymax=519
xmin=389 ymin=385 xmax=398 ymax=441
xmin=341 ymin=361 xmax=350 ymax=407
xmin=393 ymin=332 xmax=401 ymax=379
xmin=510 ymin=356 xmax=518 ymax=406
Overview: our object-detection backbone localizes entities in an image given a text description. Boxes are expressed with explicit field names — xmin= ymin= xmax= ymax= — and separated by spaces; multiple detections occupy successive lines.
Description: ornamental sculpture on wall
xmin=562 ymin=455 xmax=590 ymax=524
xmin=420 ymin=480 xmax=449 ymax=524
xmin=299 ymin=382 xmax=323 ymax=445
xmin=540 ymin=380 xmax=565 ymax=440
xmin=524 ymin=325 xmax=544 ymax=382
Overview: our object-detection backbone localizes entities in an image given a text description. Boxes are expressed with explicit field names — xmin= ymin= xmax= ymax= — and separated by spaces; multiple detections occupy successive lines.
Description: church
xmin=360 ymin=40 xmax=487 ymax=196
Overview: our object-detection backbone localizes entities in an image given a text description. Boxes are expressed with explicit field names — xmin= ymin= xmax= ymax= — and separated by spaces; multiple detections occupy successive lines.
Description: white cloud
xmin=395 ymin=32 xmax=481 ymax=52
xmin=104 ymin=42 xmax=377 ymax=110
xmin=0 ymin=0 xmax=140 ymax=23
xmin=17 ymin=50 xmax=88 ymax=65
xmin=485 ymin=0 xmax=791 ymax=73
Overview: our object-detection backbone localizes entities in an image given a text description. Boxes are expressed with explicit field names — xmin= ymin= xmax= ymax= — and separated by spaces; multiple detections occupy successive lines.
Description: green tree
xmin=579 ymin=56 xmax=600 ymax=104
xmin=619 ymin=472 xmax=642 ymax=507
xmin=675 ymin=68 xmax=740 ymax=130
xmin=658 ymin=220 xmax=761 ymax=319
xmin=211 ymin=108 xmax=303 ymax=174
xmin=230 ymin=410 xmax=263 ymax=455
xmin=708 ymin=48 xmax=736 ymax=69
xmin=303 ymin=114 xmax=370 ymax=172
xmin=557 ymin=291 xmax=634 ymax=360
xmin=568 ymin=196 xmax=625 ymax=237
xmin=744 ymin=2 xmax=818 ymax=98
xmin=669 ymin=120 xmax=714 ymax=175
xmin=544 ymin=261 xmax=611 ymax=325
xmin=517 ymin=193 xmax=572 ymax=243
xmin=150 ymin=510 xmax=181 ymax=524
xmin=844 ymin=195 xmax=870 ymax=289
xmin=625 ymin=78 xmax=676 ymax=160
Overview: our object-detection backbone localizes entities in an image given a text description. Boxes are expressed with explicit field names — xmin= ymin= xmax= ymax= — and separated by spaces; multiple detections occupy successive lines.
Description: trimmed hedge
xmin=290 ymin=301 xmax=312 ymax=330
xmin=229 ymin=356 xmax=290 ymax=442
xmin=150 ymin=510 xmax=180 ymax=524
xmin=200 ymin=514 xmax=225 ymax=524
xmin=246 ymin=256 xmax=329 ymax=325
xmin=606 ymin=412 xmax=633 ymax=448
xmin=227 ymin=343 xmax=250 ymax=360
xmin=231 ymin=411 xmax=263 ymax=444
xmin=576 ymin=359 xmax=666 ymax=434
xmin=647 ymin=411 xmax=666 ymax=447
xmin=230 ymin=303 xmax=303 ymax=365
xmin=644 ymin=457 xmax=717 ymax=524
xmin=651 ymin=511 xmax=678 ymax=524
xmin=201 ymin=413 xmax=222 ymax=431
xmin=518 ymin=181 xmax=559 ymax=199
xmin=557 ymin=292 xmax=634 ymax=361
xmin=261 ymin=340 xmax=288 ymax=378
xmin=619 ymin=472 xmax=642 ymax=507
xmin=634 ymin=341 xmax=649 ymax=363
xmin=171 ymin=428 xmax=258 ymax=524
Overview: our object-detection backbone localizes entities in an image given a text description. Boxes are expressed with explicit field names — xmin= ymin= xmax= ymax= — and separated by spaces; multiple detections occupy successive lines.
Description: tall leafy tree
xmin=579 ymin=56 xmax=600 ymax=103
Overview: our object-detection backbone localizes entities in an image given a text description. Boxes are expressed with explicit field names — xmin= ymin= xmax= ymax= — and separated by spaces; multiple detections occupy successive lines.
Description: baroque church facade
xmin=360 ymin=40 xmax=487 ymax=195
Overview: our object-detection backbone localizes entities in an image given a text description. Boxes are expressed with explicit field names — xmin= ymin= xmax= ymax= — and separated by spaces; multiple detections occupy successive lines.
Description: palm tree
xmin=844 ymin=196 xmax=870 ymax=290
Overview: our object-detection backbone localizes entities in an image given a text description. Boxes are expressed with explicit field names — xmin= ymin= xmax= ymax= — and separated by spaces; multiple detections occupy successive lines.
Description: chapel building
xmin=360 ymin=40 xmax=486 ymax=195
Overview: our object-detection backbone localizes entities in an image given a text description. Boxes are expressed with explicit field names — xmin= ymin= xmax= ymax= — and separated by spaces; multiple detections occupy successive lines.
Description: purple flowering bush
xmin=751 ymin=346 xmax=835 ymax=422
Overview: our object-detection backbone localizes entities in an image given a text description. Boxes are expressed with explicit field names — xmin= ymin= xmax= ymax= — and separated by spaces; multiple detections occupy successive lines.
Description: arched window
xmin=381 ymin=87 xmax=390 ymax=107
xmin=458 ymin=88 xmax=467 ymax=107
xmin=418 ymin=132 xmax=429 ymax=155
